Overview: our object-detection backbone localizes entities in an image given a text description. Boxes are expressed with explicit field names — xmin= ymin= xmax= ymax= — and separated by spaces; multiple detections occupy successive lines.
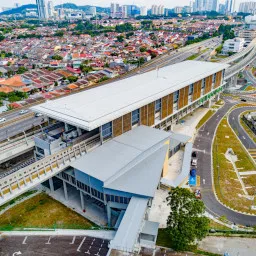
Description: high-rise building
xmin=193 ymin=0 xmax=219 ymax=12
xmin=239 ymin=2 xmax=256 ymax=14
xmin=225 ymin=0 xmax=236 ymax=14
xmin=174 ymin=6 xmax=183 ymax=14
xmin=151 ymin=5 xmax=158 ymax=15
xmin=151 ymin=5 xmax=164 ymax=16
xmin=140 ymin=6 xmax=147 ymax=16
xmin=36 ymin=0 xmax=48 ymax=20
xmin=14 ymin=3 xmax=20 ymax=8
xmin=89 ymin=6 xmax=97 ymax=17
xmin=219 ymin=4 xmax=226 ymax=14
xmin=122 ymin=6 xmax=128 ymax=18
xmin=48 ymin=1 xmax=54 ymax=18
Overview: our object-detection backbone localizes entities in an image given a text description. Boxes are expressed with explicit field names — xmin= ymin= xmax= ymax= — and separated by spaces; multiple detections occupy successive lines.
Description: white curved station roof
xmin=31 ymin=61 xmax=229 ymax=131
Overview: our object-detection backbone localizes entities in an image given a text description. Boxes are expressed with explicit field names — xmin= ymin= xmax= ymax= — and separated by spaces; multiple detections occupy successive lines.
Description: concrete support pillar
xmin=64 ymin=123 xmax=69 ymax=132
xmin=49 ymin=177 xmax=54 ymax=193
xmin=80 ymin=190 xmax=85 ymax=211
xmin=63 ymin=180 xmax=68 ymax=201
xmin=205 ymin=99 xmax=212 ymax=108
xmin=107 ymin=203 xmax=111 ymax=227
xmin=77 ymin=127 xmax=82 ymax=136
xmin=215 ymin=93 xmax=220 ymax=102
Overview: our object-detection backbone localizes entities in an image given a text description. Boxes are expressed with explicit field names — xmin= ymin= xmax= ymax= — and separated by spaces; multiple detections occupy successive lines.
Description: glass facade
xmin=174 ymin=91 xmax=179 ymax=103
xmin=132 ymin=109 xmax=140 ymax=126
xmin=102 ymin=122 xmax=112 ymax=140
xmin=189 ymin=84 xmax=194 ymax=95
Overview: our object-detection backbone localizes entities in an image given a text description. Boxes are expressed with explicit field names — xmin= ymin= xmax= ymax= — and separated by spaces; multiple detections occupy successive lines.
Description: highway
xmin=194 ymin=98 xmax=256 ymax=226
xmin=0 ymin=37 xmax=221 ymax=137
xmin=243 ymin=67 xmax=256 ymax=85
xmin=229 ymin=106 xmax=256 ymax=149
xmin=0 ymin=116 xmax=46 ymax=142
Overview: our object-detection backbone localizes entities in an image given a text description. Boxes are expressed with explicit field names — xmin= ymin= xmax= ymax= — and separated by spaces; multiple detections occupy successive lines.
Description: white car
xmin=35 ymin=113 xmax=43 ymax=117
xmin=0 ymin=117 xmax=6 ymax=123
xmin=19 ymin=110 xmax=29 ymax=115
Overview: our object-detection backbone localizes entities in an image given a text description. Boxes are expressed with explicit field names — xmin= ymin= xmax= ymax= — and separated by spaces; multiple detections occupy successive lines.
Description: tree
xmin=54 ymin=30 xmax=64 ymax=37
xmin=52 ymin=55 xmax=63 ymax=60
xmin=0 ymin=34 xmax=5 ymax=41
xmin=165 ymin=187 xmax=209 ymax=251
xmin=115 ymin=23 xmax=133 ymax=33
xmin=116 ymin=35 xmax=124 ymax=42
xmin=17 ymin=66 xmax=28 ymax=74
xmin=140 ymin=47 xmax=147 ymax=52
xmin=67 ymin=76 xmax=78 ymax=83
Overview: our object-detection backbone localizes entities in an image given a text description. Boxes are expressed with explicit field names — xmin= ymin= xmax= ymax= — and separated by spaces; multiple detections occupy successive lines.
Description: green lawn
xmin=196 ymin=110 xmax=215 ymax=129
xmin=0 ymin=193 xmax=96 ymax=230
xmin=0 ymin=190 xmax=37 ymax=212
xmin=213 ymin=118 xmax=256 ymax=213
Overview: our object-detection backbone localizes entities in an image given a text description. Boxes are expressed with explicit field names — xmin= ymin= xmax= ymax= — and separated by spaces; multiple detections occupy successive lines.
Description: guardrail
xmin=225 ymin=46 xmax=256 ymax=79
xmin=0 ymin=133 xmax=101 ymax=205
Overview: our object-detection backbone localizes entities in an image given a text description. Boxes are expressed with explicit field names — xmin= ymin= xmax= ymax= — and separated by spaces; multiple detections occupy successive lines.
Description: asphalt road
xmin=194 ymin=98 xmax=256 ymax=226
xmin=243 ymin=68 xmax=256 ymax=85
xmin=0 ymin=235 xmax=109 ymax=256
xmin=228 ymin=106 xmax=256 ymax=149
xmin=0 ymin=37 xmax=221 ymax=139
xmin=0 ymin=117 xmax=46 ymax=142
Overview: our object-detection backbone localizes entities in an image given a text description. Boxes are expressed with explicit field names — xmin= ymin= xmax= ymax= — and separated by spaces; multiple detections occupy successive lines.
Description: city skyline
xmin=2 ymin=0 xmax=244 ymax=11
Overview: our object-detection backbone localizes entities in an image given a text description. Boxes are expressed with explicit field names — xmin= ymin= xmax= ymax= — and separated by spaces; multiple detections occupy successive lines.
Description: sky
xmin=0 ymin=0 xmax=244 ymax=11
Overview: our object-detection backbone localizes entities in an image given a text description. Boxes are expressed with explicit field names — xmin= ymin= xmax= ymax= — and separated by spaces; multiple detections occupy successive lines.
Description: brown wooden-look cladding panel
xmin=148 ymin=102 xmax=155 ymax=126
xmin=161 ymin=96 xmax=168 ymax=119
xmin=167 ymin=93 xmax=173 ymax=116
xmin=184 ymin=86 xmax=189 ymax=106
xmin=123 ymin=113 xmax=131 ymax=132
xmin=140 ymin=105 xmax=148 ymax=126
xmin=214 ymin=71 xmax=222 ymax=88
xmin=204 ymin=75 xmax=213 ymax=95
xmin=193 ymin=80 xmax=202 ymax=101
xmin=178 ymin=88 xmax=185 ymax=109
xmin=113 ymin=117 xmax=123 ymax=137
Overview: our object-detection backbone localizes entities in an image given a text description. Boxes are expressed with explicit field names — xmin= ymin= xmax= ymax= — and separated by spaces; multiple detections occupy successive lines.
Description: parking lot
xmin=0 ymin=235 xmax=109 ymax=256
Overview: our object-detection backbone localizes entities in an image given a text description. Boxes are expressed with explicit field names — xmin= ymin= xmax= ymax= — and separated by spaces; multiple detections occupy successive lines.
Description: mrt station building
xmin=31 ymin=60 xmax=229 ymax=253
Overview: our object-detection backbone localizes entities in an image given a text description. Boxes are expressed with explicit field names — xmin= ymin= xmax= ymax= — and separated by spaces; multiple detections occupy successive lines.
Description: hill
xmin=0 ymin=4 xmax=37 ymax=16
xmin=55 ymin=3 xmax=110 ymax=13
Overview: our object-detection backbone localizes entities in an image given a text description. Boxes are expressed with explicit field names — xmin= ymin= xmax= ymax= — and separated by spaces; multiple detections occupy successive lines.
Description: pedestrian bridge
xmin=0 ymin=134 xmax=101 ymax=206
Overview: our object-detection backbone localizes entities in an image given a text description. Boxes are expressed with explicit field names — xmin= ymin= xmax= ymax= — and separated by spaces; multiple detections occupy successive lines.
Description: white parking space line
xmin=45 ymin=236 xmax=52 ymax=245
xmin=70 ymin=236 xmax=76 ymax=245
xmin=22 ymin=236 xmax=28 ymax=245
xmin=77 ymin=237 xmax=86 ymax=252
xmin=243 ymin=136 xmax=246 ymax=140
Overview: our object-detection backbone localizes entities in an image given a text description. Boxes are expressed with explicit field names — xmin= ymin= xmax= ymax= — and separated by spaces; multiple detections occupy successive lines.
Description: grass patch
xmin=0 ymin=193 xmax=96 ymax=230
xmin=209 ymin=220 xmax=232 ymax=231
xmin=0 ymin=190 xmax=37 ymax=213
xmin=187 ymin=53 xmax=200 ymax=60
xmin=196 ymin=110 xmax=215 ymax=129
xmin=245 ymin=85 xmax=255 ymax=92
xmin=213 ymin=118 xmax=256 ymax=213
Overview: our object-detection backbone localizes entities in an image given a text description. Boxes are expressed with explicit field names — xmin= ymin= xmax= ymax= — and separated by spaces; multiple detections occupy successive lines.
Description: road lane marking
xmin=45 ymin=236 xmax=52 ymax=245
xmin=77 ymin=237 xmax=86 ymax=252
xmin=70 ymin=236 xmax=76 ymax=245
xmin=22 ymin=236 xmax=27 ymax=244
xmin=243 ymin=136 xmax=246 ymax=140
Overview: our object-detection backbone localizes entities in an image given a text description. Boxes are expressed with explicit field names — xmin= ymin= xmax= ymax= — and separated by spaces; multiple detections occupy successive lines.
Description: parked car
xmin=35 ymin=113 xmax=43 ymax=117
xmin=0 ymin=117 xmax=6 ymax=123
xmin=191 ymin=151 xmax=197 ymax=166
xmin=19 ymin=110 xmax=29 ymax=115
xmin=241 ymin=98 xmax=247 ymax=102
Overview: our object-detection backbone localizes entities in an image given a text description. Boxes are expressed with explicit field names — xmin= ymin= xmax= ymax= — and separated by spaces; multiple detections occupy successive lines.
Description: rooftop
xmin=72 ymin=126 xmax=170 ymax=197
xmin=31 ymin=61 xmax=229 ymax=131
